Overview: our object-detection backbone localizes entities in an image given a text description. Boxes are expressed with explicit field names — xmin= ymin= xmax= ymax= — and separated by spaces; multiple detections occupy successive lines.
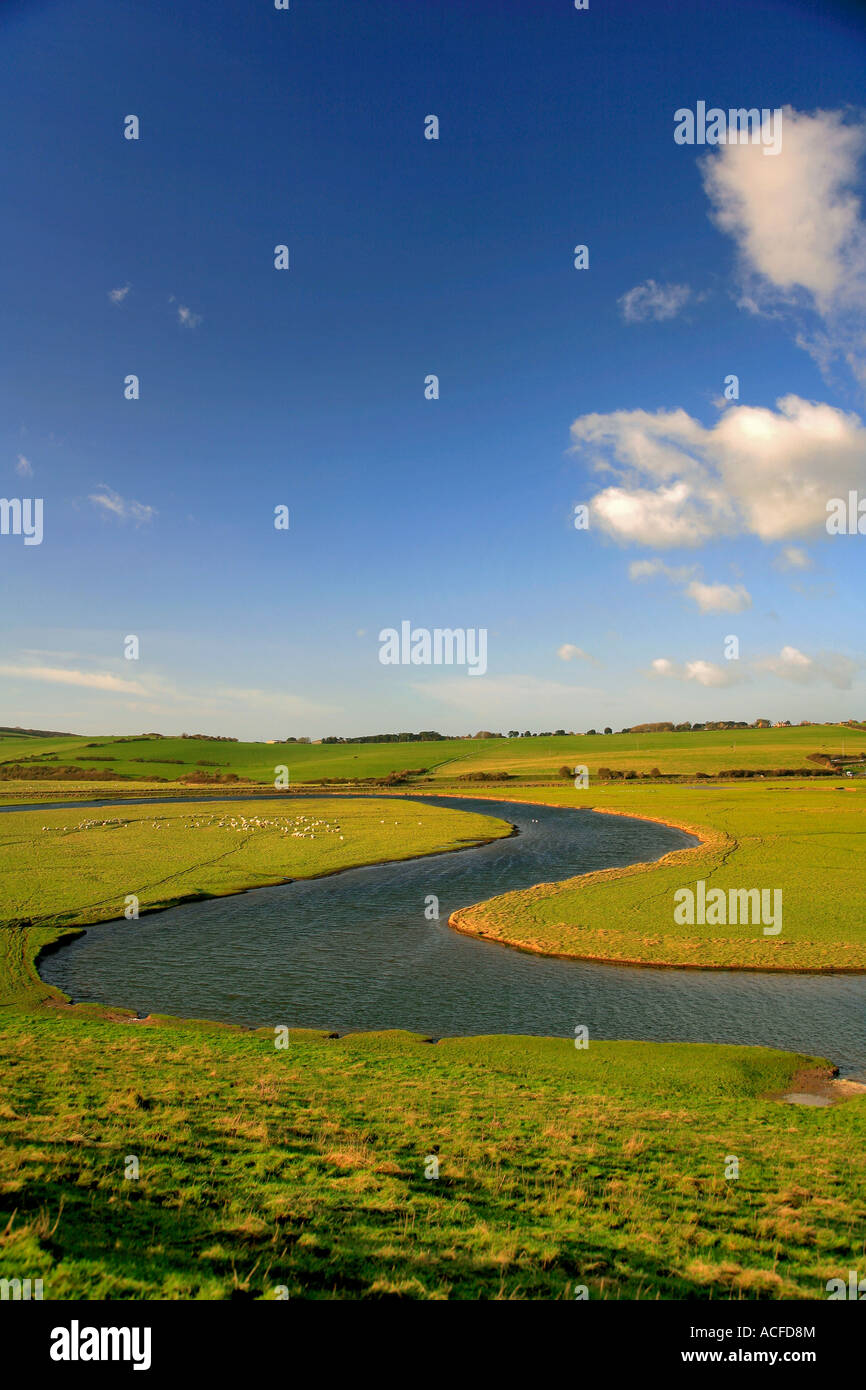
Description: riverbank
xmin=2 ymin=786 xmax=864 ymax=1301
xmin=0 ymin=797 xmax=512 ymax=1010
xmin=4 ymin=780 xmax=863 ymax=996
xmin=436 ymin=781 xmax=866 ymax=972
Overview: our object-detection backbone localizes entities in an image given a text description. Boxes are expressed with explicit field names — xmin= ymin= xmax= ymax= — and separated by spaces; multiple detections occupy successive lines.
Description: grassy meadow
xmin=446 ymin=780 xmax=866 ymax=970
xmin=1 ymin=1021 xmax=863 ymax=1300
xmin=0 ymin=797 xmax=511 ymax=1008
xmin=0 ymin=727 xmax=864 ymax=1300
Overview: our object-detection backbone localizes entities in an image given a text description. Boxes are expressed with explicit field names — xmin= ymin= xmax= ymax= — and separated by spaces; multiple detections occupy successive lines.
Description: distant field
xmin=0 ymin=734 xmax=462 ymax=783
xmin=2 ymin=725 xmax=865 ymax=788
xmin=452 ymin=725 xmax=866 ymax=777
xmin=447 ymin=781 xmax=866 ymax=971
xmin=0 ymin=735 xmax=92 ymax=767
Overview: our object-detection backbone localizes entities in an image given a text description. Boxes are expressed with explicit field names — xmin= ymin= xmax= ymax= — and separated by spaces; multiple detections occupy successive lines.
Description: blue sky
xmin=1 ymin=0 xmax=865 ymax=738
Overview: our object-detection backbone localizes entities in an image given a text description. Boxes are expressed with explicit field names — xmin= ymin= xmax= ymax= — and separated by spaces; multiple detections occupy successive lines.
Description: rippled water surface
xmin=37 ymin=794 xmax=866 ymax=1073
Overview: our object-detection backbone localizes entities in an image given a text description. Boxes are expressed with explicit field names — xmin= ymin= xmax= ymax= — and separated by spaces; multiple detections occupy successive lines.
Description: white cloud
xmin=618 ymin=279 xmax=691 ymax=322
xmin=628 ymin=559 xmax=697 ymax=583
xmin=774 ymin=545 xmax=813 ymax=571
xmin=755 ymin=645 xmax=858 ymax=690
xmin=89 ymin=486 xmax=156 ymax=525
xmin=108 ymin=285 xmax=131 ymax=304
xmin=558 ymin=643 xmax=595 ymax=663
xmin=215 ymin=686 xmax=339 ymax=718
xmin=685 ymin=580 xmax=752 ymax=613
xmin=592 ymin=481 xmax=720 ymax=547
xmin=15 ymin=454 xmax=32 ymax=477
xmin=702 ymin=107 xmax=866 ymax=384
xmin=0 ymin=663 xmax=146 ymax=694
xmin=650 ymin=656 xmax=744 ymax=687
xmin=629 ymin=559 xmax=750 ymax=611
xmin=653 ymin=644 xmax=859 ymax=692
xmin=572 ymin=395 xmax=866 ymax=547
xmin=684 ymin=659 xmax=743 ymax=687
xmin=177 ymin=304 xmax=202 ymax=328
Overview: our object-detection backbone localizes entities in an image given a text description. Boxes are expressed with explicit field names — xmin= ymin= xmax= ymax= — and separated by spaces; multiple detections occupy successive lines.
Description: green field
xmin=446 ymin=780 xmax=866 ymax=971
xmin=2 ymin=723 xmax=865 ymax=790
xmin=2 ymin=776 xmax=864 ymax=976
xmin=0 ymin=797 xmax=511 ymax=1008
xmin=1 ymin=730 xmax=864 ymax=1300
xmin=1 ymin=1020 xmax=862 ymax=1300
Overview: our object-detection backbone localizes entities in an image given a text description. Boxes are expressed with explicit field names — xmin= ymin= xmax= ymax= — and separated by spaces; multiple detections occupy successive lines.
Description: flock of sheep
xmin=39 ymin=808 xmax=424 ymax=841
xmin=40 ymin=811 xmax=347 ymax=841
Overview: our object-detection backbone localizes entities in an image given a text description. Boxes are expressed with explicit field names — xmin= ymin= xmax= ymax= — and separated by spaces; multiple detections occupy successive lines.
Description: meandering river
xmin=34 ymin=793 xmax=866 ymax=1074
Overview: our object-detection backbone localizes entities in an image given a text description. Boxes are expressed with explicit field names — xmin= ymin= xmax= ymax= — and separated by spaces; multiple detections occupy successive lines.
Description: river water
xmin=34 ymin=793 xmax=866 ymax=1073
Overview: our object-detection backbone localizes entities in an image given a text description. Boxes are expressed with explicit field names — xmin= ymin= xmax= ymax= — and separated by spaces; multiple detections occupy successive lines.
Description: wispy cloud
xmin=15 ymin=454 xmax=33 ymax=477
xmin=755 ymin=645 xmax=859 ymax=690
xmin=108 ymin=285 xmax=131 ymax=304
xmin=628 ymin=559 xmax=697 ymax=584
xmin=215 ymin=686 xmax=339 ymax=718
xmin=415 ymin=673 xmax=598 ymax=719
xmin=629 ymin=559 xmax=751 ymax=612
xmin=651 ymin=644 xmax=858 ymax=691
xmin=0 ymin=663 xmax=146 ymax=694
xmin=557 ymin=643 xmax=598 ymax=664
xmin=685 ymin=580 xmax=752 ymax=614
xmin=774 ymin=545 xmax=813 ymax=572
xmin=177 ymin=304 xmax=202 ymax=328
xmin=0 ymin=659 xmax=335 ymax=723
xmin=89 ymin=486 xmax=156 ymax=525
xmin=618 ymin=279 xmax=691 ymax=323
xmin=650 ymin=656 xmax=746 ymax=688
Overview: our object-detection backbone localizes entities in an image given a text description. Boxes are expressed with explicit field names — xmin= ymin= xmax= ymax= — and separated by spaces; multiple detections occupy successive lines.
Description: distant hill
xmin=1 ymin=725 xmax=864 ymax=785
xmin=0 ymin=725 xmax=80 ymax=738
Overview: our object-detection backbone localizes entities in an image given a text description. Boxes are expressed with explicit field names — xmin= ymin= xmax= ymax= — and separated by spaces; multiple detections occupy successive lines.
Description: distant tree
xmin=558 ymin=765 xmax=573 ymax=779
xmin=586 ymin=728 xmax=597 ymax=736
xmin=604 ymin=727 xmax=612 ymax=735
xmin=554 ymin=729 xmax=566 ymax=737
xmin=523 ymin=730 xmax=532 ymax=738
